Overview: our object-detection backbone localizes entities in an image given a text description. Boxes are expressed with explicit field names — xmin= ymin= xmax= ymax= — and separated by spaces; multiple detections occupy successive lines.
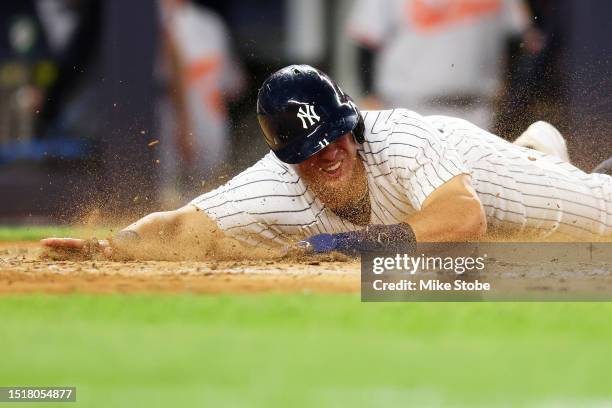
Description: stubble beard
xmin=306 ymin=157 xmax=368 ymax=212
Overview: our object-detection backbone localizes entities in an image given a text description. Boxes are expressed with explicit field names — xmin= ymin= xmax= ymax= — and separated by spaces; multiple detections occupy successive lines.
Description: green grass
xmin=1 ymin=295 xmax=611 ymax=407
xmin=0 ymin=226 xmax=113 ymax=241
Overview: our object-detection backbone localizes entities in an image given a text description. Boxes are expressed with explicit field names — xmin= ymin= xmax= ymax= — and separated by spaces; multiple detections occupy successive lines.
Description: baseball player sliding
xmin=42 ymin=65 xmax=612 ymax=258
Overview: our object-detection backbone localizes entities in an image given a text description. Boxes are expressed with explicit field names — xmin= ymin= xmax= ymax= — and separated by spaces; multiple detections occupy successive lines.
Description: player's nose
xmin=317 ymin=142 xmax=341 ymax=162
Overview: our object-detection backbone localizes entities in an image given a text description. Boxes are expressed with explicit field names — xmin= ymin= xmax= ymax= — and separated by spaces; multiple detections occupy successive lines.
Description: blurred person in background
xmin=0 ymin=1 xmax=47 ymax=144
xmin=0 ymin=0 xmax=102 ymax=144
xmin=34 ymin=0 xmax=102 ymax=140
xmin=156 ymin=0 xmax=245 ymax=207
xmin=495 ymin=0 xmax=612 ymax=171
xmin=494 ymin=0 xmax=565 ymax=139
xmin=346 ymin=0 xmax=542 ymax=131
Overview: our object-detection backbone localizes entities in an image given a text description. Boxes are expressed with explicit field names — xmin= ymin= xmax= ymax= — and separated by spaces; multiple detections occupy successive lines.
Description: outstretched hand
xmin=40 ymin=238 xmax=113 ymax=258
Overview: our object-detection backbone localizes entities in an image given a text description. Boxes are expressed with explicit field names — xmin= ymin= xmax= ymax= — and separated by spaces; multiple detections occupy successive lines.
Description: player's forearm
xmin=121 ymin=210 xmax=181 ymax=242
xmin=298 ymin=197 xmax=486 ymax=255
xmin=406 ymin=196 xmax=487 ymax=242
xmin=113 ymin=205 xmax=220 ymax=259
xmin=110 ymin=211 xmax=182 ymax=258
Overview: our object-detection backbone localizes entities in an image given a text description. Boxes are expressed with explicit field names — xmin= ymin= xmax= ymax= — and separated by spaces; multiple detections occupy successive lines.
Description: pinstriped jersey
xmin=191 ymin=109 xmax=612 ymax=247
xmin=427 ymin=114 xmax=612 ymax=238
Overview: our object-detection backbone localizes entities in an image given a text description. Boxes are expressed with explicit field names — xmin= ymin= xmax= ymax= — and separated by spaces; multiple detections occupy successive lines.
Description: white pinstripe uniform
xmin=191 ymin=109 xmax=612 ymax=247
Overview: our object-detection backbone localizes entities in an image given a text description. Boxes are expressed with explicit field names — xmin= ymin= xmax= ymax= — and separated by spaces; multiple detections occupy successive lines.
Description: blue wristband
xmin=303 ymin=224 xmax=416 ymax=255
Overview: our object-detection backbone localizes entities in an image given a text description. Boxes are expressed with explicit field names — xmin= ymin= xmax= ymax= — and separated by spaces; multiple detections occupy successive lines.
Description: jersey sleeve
xmin=389 ymin=113 xmax=470 ymax=210
xmin=189 ymin=155 xmax=302 ymax=248
xmin=190 ymin=183 xmax=264 ymax=248
xmin=346 ymin=0 xmax=394 ymax=48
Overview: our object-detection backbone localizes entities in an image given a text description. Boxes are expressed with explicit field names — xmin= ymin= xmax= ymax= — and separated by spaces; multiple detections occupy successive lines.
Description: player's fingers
xmin=40 ymin=238 xmax=86 ymax=249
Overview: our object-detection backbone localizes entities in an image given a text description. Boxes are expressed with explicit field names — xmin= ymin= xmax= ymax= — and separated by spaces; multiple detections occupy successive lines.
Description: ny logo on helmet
xmin=297 ymin=104 xmax=320 ymax=129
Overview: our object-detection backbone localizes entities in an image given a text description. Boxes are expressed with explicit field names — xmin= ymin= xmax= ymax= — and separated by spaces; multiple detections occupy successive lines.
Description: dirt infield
xmin=0 ymin=242 xmax=359 ymax=294
xmin=1 ymin=241 xmax=611 ymax=297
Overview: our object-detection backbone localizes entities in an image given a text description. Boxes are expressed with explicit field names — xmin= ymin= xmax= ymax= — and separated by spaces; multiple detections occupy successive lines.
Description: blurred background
xmin=0 ymin=0 xmax=610 ymax=225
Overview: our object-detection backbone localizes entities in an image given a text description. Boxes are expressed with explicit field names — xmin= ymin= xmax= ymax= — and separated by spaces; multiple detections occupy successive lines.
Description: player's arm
xmin=41 ymin=205 xmax=221 ymax=259
xmin=404 ymin=174 xmax=487 ymax=242
xmin=299 ymin=175 xmax=486 ymax=255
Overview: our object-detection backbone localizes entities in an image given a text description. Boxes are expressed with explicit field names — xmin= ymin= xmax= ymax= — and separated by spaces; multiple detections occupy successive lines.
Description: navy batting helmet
xmin=257 ymin=65 xmax=365 ymax=164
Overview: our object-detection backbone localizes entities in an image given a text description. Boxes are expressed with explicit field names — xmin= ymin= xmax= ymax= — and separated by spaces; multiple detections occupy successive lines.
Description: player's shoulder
xmin=241 ymin=151 xmax=294 ymax=177
xmin=223 ymin=152 xmax=300 ymax=194
xmin=362 ymin=108 xmax=422 ymax=138
xmin=358 ymin=109 xmax=434 ymax=172
xmin=191 ymin=152 xmax=301 ymax=208
xmin=362 ymin=108 xmax=444 ymax=144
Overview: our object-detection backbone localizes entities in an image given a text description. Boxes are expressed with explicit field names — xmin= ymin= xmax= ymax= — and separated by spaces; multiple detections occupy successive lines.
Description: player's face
xmin=297 ymin=132 xmax=366 ymax=209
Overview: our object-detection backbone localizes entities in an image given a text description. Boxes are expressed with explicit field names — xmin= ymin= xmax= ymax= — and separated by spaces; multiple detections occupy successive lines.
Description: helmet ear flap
xmin=352 ymin=113 xmax=365 ymax=144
